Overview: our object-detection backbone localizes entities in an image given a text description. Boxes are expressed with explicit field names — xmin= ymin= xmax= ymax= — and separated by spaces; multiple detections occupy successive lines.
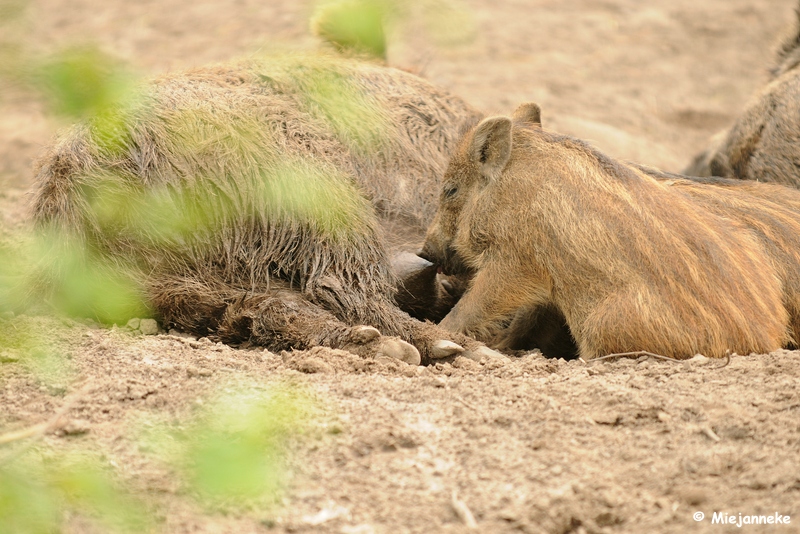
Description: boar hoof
xmin=431 ymin=339 xmax=465 ymax=359
xmin=463 ymin=345 xmax=507 ymax=362
xmin=376 ymin=338 xmax=421 ymax=366
xmin=347 ymin=325 xmax=382 ymax=345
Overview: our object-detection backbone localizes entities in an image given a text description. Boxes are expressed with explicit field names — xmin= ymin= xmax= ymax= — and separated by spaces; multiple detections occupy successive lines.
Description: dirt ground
xmin=2 ymin=1 xmax=800 ymax=533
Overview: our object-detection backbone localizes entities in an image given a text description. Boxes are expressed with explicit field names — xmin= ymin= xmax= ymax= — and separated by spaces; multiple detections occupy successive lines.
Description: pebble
xmin=674 ymin=485 xmax=709 ymax=506
xmin=60 ymin=419 xmax=91 ymax=436
xmin=139 ymin=318 xmax=159 ymax=335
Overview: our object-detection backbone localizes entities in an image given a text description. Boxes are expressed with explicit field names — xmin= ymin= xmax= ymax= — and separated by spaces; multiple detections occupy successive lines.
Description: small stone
xmin=452 ymin=356 xmax=481 ymax=371
xmin=295 ymin=357 xmax=335 ymax=374
xmin=529 ymin=439 xmax=546 ymax=450
xmin=186 ymin=366 xmax=201 ymax=377
xmin=674 ymin=486 xmax=708 ymax=506
xmin=138 ymin=319 xmax=158 ymax=335
xmin=61 ymin=419 xmax=91 ymax=436
xmin=126 ymin=318 xmax=141 ymax=330
xmin=129 ymin=386 xmax=150 ymax=399
xmin=422 ymin=377 xmax=447 ymax=388
xmin=591 ymin=412 xmax=622 ymax=425
xmin=595 ymin=512 xmax=622 ymax=527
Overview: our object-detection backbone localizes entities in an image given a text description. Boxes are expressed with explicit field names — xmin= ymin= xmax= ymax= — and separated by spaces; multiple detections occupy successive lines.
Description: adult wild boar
xmin=30 ymin=53 xmax=495 ymax=365
xmin=421 ymin=102 xmax=791 ymax=360
xmin=684 ymin=6 xmax=800 ymax=186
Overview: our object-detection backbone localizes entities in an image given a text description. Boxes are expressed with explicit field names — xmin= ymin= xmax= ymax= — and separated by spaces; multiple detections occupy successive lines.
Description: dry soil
xmin=1 ymin=1 xmax=799 ymax=533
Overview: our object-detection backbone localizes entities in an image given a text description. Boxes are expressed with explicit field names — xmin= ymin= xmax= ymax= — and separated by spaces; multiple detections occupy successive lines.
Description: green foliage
xmin=0 ymin=315 xmax=72 ymax=385
xmin=0 ymin=237 xmax=30 ymax=314
xmin=299 ymin=69 xmax=387 ymax=153
xmin=36 ymin=46 xmax=137 ymax=120
xmin=36 ymin=232 xmax=149 ymax=324
xmin=143 ymin=383 xmax=316 ymax=508
xmin=70 ymin=156 xmax=373 ymax=257
xmin=35 ymin=46 xmax=140 ymax=152
xmin=311 ymin=0 xmax=388 ymax=59
xmin=0 ymin=452 xmax=151 ymax=534
xmin=253 ymin=157 xmax=375 ymax=237
xmin=0 ymin=463 xmax=59 ymax=534
xmin=311 ymin=0 xmax=475 ymax=57
xmin=0 ymin=227 xmax=150 ymax=324
xmin=260 ymin=53 xmax=390 ymax=154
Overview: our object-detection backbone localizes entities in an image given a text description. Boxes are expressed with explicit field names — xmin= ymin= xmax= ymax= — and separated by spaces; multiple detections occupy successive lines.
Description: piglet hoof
xmin=347 ymin=325 xmax=382 ymax=345
xmin=377 ymin=338 xmax=421 ymax=366
xmin=431 ymin=339 xmax=465 ymax=359
xmin=463 ymin=345 xmax=506 ymax=362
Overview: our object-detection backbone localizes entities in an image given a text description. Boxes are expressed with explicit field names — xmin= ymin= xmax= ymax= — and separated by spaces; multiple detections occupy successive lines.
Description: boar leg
xmin=303 ymin=271 xmax=498 ymax=364
xmin=439 ymin=263 xmax=551 ymax=342
xmin=314 ymin=286 xmax=497 ymax=364
xmin=148 ymin=275 xmax=421 ymax=365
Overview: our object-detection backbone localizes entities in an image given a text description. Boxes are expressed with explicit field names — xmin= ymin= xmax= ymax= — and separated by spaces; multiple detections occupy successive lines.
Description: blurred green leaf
xmin=49 ymin=455 xmax=151 ymax=533
xmin=0 ymin=238 xmax=28 ymax=314
xmin=0 ymin=226 xmax=150 ymax=325
xmin=35 ymin=46 xmax=139 ymax=152
xmin=0 ymin=452 xmax=151 ymax=534
xmin=311 ymin=0 xmax=388 ymax=59
xmin=261 ymin=54 xmax=390 ymax=153
xmin=143 ymin=383 xmax=315 ymax=508
xmin=185 ymin=386 xmax=313 ymax=503
xmin=31 ymin=228 xmax=150 ymax=324
xmin=0 ymin=463 xmax=59 ymax=534
xmin=37 ymin=46 xmax=131 ymax=118
xmin=72 ymin=141 xmax=376 ymax=250
xmin=254 ymin=157 xmax=376 ymax=237
xmin=311 ymin=0 xmax=475 ymax=57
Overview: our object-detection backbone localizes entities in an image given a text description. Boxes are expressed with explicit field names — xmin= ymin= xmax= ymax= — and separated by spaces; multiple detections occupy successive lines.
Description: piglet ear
xmin=512 ymin=102 xmax=542 ymax=127
xmin=470 ymin=116 xmax=512 ymax=181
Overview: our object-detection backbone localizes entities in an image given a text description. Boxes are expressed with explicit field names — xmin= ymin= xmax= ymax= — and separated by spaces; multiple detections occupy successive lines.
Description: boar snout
xmin=419 ymin=241 xmax=472 ymax=277
xmin=417 ymin=243 xmax=437 ymax=265
xmin=392 ymin=251 xmax=434 ymax=279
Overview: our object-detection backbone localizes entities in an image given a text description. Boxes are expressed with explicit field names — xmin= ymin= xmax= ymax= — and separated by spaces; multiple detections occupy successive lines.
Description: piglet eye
xmin=443 ymin=186 xmax=458 ymax=199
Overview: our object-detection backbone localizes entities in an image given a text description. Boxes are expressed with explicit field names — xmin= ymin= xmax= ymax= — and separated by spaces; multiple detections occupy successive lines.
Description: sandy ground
xmin=2 ymin=1 xmax=800 ymax=533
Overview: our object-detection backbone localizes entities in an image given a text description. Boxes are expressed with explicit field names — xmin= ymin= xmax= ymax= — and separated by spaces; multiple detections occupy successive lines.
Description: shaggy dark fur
xmin=685 ymin=5 xmax=800 ymax=186
xmin=30 ymin=53 xmax=489 ymax=364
